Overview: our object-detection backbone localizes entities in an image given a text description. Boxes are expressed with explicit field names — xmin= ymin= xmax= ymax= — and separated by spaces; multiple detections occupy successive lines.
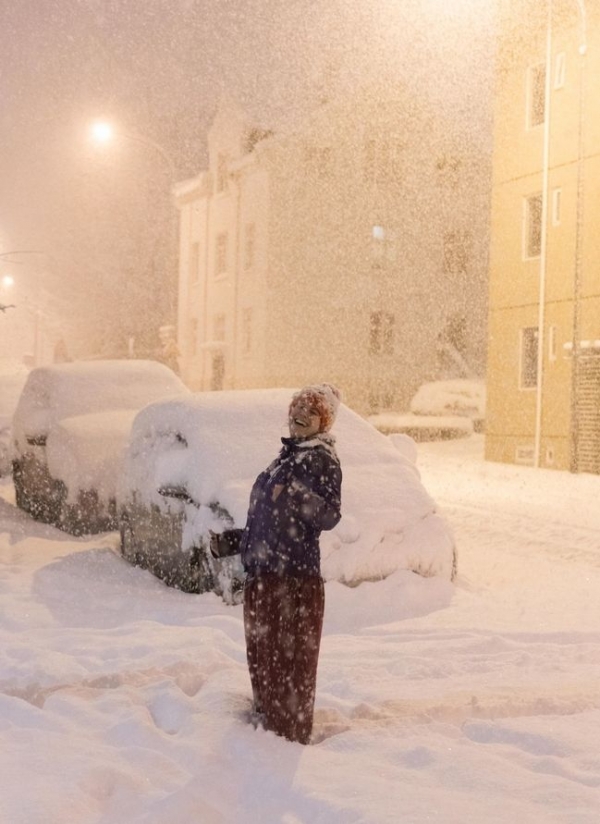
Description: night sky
xmin=0 ymin=0 xmax=494 ymax=352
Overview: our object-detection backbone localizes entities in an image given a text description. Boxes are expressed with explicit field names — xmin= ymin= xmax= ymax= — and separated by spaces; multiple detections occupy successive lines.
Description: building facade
xmin=486 ymin=0 xmax=600 ymax=472
xmin=175 ymin=89 xmax=490 ymax=415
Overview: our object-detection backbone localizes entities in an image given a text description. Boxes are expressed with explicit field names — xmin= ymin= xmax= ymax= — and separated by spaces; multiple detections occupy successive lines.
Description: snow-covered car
xmin=0 ymin=362 xmax=29 ymax=477
xmin=369 ymin=379 xmax=486 ymax=441
xmin=410 ymin=379 xmax=486 ymax=432
xmin=12 ymin=360 xmax=188 ymax=534
xmin=117 ymin=389 xmax=456 ymax=602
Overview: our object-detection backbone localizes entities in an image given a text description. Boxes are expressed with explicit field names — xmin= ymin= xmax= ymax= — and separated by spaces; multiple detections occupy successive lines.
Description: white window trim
xmin=551 ymin=187 xmax=562 ymax=226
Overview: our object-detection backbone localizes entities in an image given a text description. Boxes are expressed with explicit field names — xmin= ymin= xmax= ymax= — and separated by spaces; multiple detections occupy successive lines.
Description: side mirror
xmin=158 ymin=485 xmax=195 ymax=506
xmin=26 ymin=434 xmax=47 ymax=447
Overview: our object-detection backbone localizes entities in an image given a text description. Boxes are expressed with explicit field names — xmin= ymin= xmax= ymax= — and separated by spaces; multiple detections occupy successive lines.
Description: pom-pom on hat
xmin=290 ymin=383 xmax=342 ymax=432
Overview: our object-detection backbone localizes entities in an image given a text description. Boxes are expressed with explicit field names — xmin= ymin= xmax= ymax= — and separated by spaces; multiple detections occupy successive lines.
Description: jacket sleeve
xmin=286 ymin=451 xmax=342 ymax=531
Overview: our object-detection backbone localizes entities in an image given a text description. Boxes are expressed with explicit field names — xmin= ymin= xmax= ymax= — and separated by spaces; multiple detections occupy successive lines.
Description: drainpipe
xmin=534 ymin=0 xmax=554 ymax=468
xmin=569 ymin=0 xmax=588 ymax=472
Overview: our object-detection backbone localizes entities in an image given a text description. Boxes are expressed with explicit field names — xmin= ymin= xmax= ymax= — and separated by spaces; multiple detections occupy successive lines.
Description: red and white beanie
xmin=290 ymin=383 xmax=342 ymax=433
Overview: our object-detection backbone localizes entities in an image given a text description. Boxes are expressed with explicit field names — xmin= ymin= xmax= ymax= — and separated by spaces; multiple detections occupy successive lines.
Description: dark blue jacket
xmin=239 ymin=434 xmax=342 ymax=578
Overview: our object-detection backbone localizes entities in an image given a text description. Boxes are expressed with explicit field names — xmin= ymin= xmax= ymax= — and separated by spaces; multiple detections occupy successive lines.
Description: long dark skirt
xmin=244 ymin=571 xmax=325 ymax=745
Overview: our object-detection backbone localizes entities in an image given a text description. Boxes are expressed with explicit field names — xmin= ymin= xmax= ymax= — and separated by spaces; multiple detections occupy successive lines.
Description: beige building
xmin=486 ymin=0 xmax=600 ymax=472
xmin=175 ymin=89 xmax=490 ymax=415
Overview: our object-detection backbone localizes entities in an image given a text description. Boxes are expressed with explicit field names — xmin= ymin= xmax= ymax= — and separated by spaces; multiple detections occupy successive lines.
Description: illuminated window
xmin=371 ymin=225 xmax=397 ymax=266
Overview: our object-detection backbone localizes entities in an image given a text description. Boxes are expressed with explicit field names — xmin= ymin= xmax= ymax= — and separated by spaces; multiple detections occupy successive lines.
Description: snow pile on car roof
xmin=12 ymin=360 xmax=187 ymax=453
xmin=119 ymin=389 xmax=455 ymax=582
xmin=47 ymin=410 xmax=140 ymax=503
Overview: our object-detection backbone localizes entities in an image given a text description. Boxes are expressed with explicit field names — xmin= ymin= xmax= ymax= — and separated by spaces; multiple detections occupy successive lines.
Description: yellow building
xmin=486 ymin=0 xmax=600 ymax=472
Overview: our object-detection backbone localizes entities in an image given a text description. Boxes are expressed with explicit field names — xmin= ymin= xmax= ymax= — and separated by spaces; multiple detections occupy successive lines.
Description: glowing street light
xmin=90 ymin=120 xmax=115 ymax=144
xmin=88 ymin=118 xmax=175 ymax=176
xmin=2 ymin=275 xmax=14 ymax=289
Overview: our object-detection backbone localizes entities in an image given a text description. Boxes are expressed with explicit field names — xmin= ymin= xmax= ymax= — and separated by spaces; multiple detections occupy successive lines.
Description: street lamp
xmin=87 ymin=118 xmax=179 ymax=338
xmin=533 ymin=0 xmax=587 ymax=470
xmin=88 ymin=119 xmax=176 ymax=177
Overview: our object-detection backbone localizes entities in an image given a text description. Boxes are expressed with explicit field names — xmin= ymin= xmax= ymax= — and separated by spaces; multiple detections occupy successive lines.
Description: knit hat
xmin=290 ymin=383 xmax=342 ymax=433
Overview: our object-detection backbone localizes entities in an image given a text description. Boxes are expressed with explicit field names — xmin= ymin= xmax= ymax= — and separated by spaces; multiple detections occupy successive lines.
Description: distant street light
xmin=0 ymin=250 xmax=52 ymax=364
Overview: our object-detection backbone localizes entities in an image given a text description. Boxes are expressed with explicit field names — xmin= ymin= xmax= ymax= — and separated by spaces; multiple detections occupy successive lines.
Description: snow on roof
xmin=119 ymin=389 xmax=455 ymax=582
xmin=46 ymin=410 xmax=140 ymax=503
xmin=13 ymin=360 xmax=188 ymax=451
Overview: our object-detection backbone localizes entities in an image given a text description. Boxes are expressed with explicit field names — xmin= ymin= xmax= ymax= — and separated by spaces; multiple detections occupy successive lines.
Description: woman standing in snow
xmin=211 ymin=384 xmax=342 ymax=744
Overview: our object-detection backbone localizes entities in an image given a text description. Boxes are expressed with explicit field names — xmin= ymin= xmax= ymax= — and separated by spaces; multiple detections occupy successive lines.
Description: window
xmin=189 ymin=241 xmax=200 ymax=284
xmin=213 ymin=314 xmax=226 ymax=342
xmin=554 ymin=52 xmax=566 ymax=89
xmin=369 ymin=311 xmax=395 ymax=355
xmin=244 ymin=223 xmax=255 ymax=271
xmin=242 ymin=308 xmax=252 ymax=353
xmin=303 ymin=144 xmax=332 ymax=178
xmin=364 ymin=134 xmax=403 ymax=183
xmin=216 ymin=154 xmax=228 ymax=193
xmin=443 ymin=230 xmax=472 ymax=275
xmin=371 ymin=225 xmax=397 ymax=266
xmin=552 ymin=188 xmax=562 ymax=226
xmin=524 ymin=194 xmax=543 ymax=258
xmin=215 ymin=232 xmax=227 ymax=276
xmin=520 ymin=327 xmax=539 ymax=389
xmin=527 ymin=63 xmax=546 ymax=128
xmin=188 ymin=318 xmax=198 ymax=355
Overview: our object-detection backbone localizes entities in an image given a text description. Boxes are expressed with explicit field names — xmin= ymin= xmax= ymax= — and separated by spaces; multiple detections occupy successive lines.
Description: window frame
xmin=214 ymin=232 xmax=228 ymax=278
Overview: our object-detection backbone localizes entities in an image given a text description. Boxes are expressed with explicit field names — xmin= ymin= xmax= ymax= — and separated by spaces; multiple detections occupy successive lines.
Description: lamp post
xmin=88 ymin=119 xmax=179 ymax=337
xmin=89 ymin=120 xmax=176 ymax=178
xmin=533 ymin=0 xmax=587 ymax=469
xmin=0 ymin=250 xmax=50 ymax=365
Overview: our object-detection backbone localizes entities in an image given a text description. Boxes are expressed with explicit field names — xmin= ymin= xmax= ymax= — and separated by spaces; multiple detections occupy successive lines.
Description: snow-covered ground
xmin=1 ymin=434 xmax=599 ymax=823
